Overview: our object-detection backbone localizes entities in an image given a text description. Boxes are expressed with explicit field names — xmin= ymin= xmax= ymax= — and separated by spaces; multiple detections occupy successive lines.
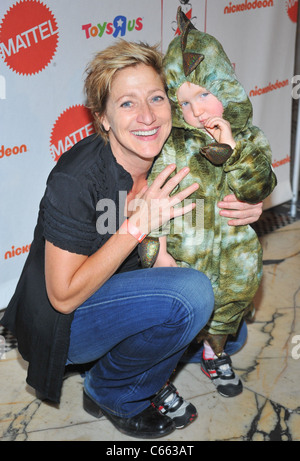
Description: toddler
xmin=140 ymin=8 xmax=277 ymax=398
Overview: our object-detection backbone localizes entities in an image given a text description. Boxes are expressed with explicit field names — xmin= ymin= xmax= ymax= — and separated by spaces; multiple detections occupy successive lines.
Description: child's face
xmin=177 ymin=82 xmax=224 ymax=129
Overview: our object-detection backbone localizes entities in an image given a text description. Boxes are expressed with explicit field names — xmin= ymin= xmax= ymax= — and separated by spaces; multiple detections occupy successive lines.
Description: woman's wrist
xmin=119 ymin=219 xmax=147 ymax=243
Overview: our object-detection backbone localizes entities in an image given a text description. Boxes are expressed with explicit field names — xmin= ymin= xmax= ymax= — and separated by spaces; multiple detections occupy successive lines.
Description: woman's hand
xmin=218 ymin=194 xmax=263 ymax=226
xmin=45 ymin=164 xmax=198 ymax=314
xmin=128 ymin=164 xmax=199 ymax=235
xmin=204 ymin=117 xmax=236 ymax=149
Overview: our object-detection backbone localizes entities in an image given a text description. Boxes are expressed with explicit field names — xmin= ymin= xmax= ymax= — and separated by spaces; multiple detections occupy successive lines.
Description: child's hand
xmin=204 ymin=117 xmax=236 ymax=149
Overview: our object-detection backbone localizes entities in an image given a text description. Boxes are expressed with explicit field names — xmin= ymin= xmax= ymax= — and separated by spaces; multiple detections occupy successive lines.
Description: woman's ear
xmin=100 ymin=114 xmax=110 ymax=132
xmin=95 ymin=112 xmax=110 ymax=132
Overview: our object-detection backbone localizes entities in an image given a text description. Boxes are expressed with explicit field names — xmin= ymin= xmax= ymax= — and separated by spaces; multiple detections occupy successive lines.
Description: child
xmin=140 ymin=8 xmax=277 ymax=398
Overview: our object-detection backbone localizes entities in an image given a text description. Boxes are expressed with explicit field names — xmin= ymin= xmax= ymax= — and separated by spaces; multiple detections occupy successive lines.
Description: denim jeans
xmin=67 ymin=267 xmax=214 ymax=417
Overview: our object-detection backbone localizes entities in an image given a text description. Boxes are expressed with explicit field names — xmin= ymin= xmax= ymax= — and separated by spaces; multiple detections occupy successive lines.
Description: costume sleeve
xmin=223 ymin=125 xmax=277 ymax=204
xmin=42 ymin=172 xmax=98 ymax=255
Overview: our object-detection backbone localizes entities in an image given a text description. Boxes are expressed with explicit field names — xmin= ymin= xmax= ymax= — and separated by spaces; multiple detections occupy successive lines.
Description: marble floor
xmin=0 ymin=207 xmax=300 ymax=443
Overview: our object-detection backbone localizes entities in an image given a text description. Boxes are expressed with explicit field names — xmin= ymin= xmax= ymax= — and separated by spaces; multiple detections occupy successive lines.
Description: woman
xmin=1 ymin=41 xmax=262 ymax=439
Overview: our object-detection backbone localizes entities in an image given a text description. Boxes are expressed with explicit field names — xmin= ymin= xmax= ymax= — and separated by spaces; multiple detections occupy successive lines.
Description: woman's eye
xmin=120 ymin=101 xmax=132 ymax=108
xmin=180 ymin=101 xmax=189 ymax=107
xmin=152 ymin=95 xmax=164 ymax=103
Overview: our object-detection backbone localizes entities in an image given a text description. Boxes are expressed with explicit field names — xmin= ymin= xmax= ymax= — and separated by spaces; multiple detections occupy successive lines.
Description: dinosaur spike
xmin=200 ymin=144 xmax=233 ymax=165
xmin=177 ymin=6 xmax=196 ymax=35
xmin=182 ymin=52 xmax=204 ymax=77
xmin=178 ymin=6 xmax=196 ymax=52
xmin=176 ymin=7 xmax=204 ymax=76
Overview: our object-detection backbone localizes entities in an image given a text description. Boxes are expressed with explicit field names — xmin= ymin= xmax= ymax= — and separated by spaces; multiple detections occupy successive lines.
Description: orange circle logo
xmin=286 ymin=0 xmax=298 ymax=22
xmin=50 ymin=105 xmax=96 ymax=162
xmin=0 ymin=0 xmax=59 ymax=75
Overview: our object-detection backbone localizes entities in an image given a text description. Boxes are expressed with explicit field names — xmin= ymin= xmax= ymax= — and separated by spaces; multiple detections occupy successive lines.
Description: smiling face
xmin=177 ymin=81 xmax=224 ymax=129
xmin=101 ymin=63 xmax=172 ymax=167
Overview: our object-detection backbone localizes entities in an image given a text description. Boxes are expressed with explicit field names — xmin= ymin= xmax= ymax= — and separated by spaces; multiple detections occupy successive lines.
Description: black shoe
xmin=152 ymin=383 xmax=197 ymax=429
xmin=83 ymin=390 xmax=176 ymax=438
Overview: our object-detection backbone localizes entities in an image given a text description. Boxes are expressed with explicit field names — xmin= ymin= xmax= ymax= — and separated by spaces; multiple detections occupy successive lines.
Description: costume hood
xmin=164 ymin=7 xmax=253 ymax=138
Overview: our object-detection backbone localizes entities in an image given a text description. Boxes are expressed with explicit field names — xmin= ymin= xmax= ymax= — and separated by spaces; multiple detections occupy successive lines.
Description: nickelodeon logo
xmin=4 ymin=244 xmax=31 ymax=260
xmin=1 ymin=144 xmax=27 ymax=159
xmin=224 ymin=0 xmax=274 ymax=14
xmin=272 ymin=155 xmax=290 ymax=169
xmin=82 ymin=15 xmax=143 ymax=39
xmin=249 ymin=78 xmax=289 ymax=97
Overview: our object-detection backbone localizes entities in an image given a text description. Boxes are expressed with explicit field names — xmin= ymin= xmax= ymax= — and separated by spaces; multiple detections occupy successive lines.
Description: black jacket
xmin=1 ymin=135 xmax=136 ymax=403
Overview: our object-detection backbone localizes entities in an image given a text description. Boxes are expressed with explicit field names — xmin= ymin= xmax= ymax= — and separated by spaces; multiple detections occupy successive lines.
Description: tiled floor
xmin=1 ymin=202 xmax=300 ymax=442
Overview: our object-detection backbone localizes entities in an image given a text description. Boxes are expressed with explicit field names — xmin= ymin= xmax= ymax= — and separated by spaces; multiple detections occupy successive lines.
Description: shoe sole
xmin=200 ymin=365 xmax=243 ymax=398
xmin=218 ymin=389 xmax=243 ymax=398
xmin=83 ymin=391 xmax=104 ymax=418
xmin=174 ymin=412 xmax=198 ymax=429
xmin=83 ymin=391 xmax=175 ymax=439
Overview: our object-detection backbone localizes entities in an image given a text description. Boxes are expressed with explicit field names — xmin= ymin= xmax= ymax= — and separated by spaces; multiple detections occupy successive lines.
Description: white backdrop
xmin=0 ymin=0 xmax=298 ymax=309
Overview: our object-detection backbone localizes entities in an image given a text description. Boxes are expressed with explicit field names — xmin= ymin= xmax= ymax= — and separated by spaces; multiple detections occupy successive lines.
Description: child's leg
xmin=201 ymin=334 xmax=243 ymax=398
xmin=203 ymin=340 xmax=215 ymax=358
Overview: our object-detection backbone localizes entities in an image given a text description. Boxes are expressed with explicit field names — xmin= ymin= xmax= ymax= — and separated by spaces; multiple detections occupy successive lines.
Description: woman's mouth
xmin=131 ymin=128 xmax=159 ymax=137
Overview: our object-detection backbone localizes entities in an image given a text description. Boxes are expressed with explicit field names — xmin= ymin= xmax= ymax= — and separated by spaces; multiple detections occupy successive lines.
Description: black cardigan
xmin=1 ymin=135 xmax=137 ymax=403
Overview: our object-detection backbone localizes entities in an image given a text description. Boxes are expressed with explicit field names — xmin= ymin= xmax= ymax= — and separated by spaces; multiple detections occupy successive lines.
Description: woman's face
xmin=101 ymin=64 xmax=172 ymax=163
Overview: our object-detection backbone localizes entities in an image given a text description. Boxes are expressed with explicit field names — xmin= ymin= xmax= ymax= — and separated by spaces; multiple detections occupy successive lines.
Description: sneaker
xmin=152 ymin=383 xmax=197 ymax=429
xmin=201 ymin=352 xmax=243 ymax=398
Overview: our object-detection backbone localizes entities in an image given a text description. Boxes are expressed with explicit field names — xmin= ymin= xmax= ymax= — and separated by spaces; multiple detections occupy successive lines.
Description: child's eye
xmin=201 ymin=92 xmax=210 ymax=98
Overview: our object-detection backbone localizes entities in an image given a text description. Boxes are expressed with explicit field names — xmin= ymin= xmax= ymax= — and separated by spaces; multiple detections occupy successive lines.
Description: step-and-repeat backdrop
xmin=0 ymin=0 xmax=298 ymax=308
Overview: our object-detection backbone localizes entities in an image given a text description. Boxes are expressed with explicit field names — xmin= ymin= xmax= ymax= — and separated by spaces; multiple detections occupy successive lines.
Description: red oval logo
xmin=0 ymin=0 xmax=59 ymax=75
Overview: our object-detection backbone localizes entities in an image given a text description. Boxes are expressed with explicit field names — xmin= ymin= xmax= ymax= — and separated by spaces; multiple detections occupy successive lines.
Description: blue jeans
xmin=67 ymin=267 xmax=214 ymax=417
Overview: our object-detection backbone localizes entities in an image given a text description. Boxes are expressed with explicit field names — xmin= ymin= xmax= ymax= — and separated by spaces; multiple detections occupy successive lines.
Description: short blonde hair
xmin=84 ymin=40 xmax=166 ymax=141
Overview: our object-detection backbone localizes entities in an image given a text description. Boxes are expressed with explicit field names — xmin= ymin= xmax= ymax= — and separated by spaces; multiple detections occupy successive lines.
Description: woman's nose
xmin=136 ymin=102 xmax=156 ymax=125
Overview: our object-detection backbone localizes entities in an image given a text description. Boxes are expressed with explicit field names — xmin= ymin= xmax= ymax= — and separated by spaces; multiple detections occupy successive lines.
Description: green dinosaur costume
xmin=140 ymin=8 xmax=277 ymax=355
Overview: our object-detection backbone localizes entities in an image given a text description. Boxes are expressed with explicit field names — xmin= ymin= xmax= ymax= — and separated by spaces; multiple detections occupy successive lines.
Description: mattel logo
xmin=50 ymin=105 xmax=95 ymax=162
xmin=82 ymin=16 xmax=143 ymax=39
xmin=286 ymin=0 xmax=298 ymax=22
xmin=0 ymin=0 xmax=59 ymax=76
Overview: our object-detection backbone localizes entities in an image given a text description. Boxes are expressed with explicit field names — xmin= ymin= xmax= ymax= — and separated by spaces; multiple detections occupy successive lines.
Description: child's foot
xmin=152 ymin=383 xmax=197 ymax=429
xmin=201 ymin=352 xmax=243 ymax=397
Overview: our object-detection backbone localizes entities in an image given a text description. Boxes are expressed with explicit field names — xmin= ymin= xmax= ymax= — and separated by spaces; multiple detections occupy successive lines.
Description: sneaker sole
xmin=174 ymin=411 xmax=198 ymax=429
xmin=200 ymin=365 xmax=243 ymax=398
